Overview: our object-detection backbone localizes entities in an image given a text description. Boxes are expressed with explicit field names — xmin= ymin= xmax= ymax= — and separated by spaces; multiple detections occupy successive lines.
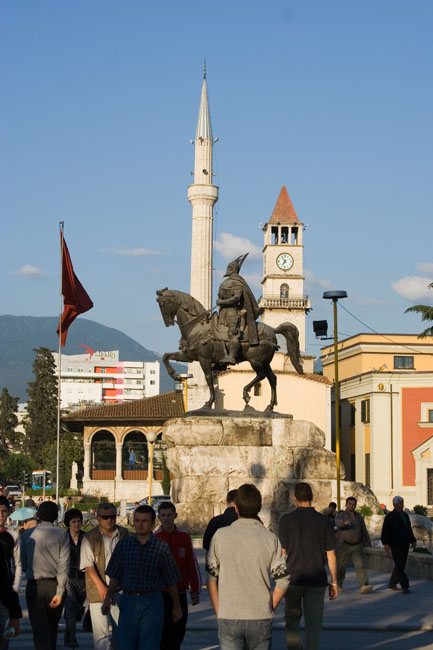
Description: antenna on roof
xmin=203 ymin=57 xmax=207 ymax=79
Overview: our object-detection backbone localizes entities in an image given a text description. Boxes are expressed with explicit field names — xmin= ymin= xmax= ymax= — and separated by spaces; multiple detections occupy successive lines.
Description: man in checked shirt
xmin=101 ymin=505 xmax=182 ymax=650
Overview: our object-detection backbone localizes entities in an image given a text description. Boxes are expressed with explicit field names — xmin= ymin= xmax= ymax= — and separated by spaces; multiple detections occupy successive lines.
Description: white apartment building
xmin=52 ymin=349 xmax=160 ymax=408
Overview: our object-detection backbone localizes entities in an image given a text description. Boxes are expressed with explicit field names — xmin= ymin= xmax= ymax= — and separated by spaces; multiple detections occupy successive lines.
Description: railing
xmin=261 ymin=296 xmax=310 ymax=309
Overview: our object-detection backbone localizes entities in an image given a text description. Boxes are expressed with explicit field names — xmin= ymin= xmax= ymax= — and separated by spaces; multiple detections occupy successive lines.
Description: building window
xmin=280 ymin=283 xmax=289 ymax=299
xmin=365 ymin=454 xmax=371 ymax=487
xmin=254 ymin=383 xmax=262 ymax=396
xmin=150 ymin=370 xmax=155 ymax=375
xmin=77 ymin=368 xmax=84 ymax=373
xmin=67 ymin=367 xmax=73 ymax=372
xmin=428 ymin=469 xmax=433 ymax=506
xmin=361 ymin=399 xmax=370 ymax=423
xmin=428 ymin=409 xmax=433 ymax=423
xmin=394 ymin=356 xmax=414 ymax=369
xmin=150 ymin=380 xmax=155 ymax=385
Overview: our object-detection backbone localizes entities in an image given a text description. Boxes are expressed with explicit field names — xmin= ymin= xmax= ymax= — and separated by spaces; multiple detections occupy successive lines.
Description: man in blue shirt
xmin=102 ymin=505 xmax=182 ymax=650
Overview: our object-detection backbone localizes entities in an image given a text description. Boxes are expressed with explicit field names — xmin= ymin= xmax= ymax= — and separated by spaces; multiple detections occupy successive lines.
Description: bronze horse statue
xmin=156 ymin=288 xmax=304 ymax=411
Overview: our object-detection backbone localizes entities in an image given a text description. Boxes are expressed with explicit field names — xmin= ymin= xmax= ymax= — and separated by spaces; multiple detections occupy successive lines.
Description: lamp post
xmin=147 ymin=431 xmax=158 ymax=503
xmin=323 ymin=290 xmax=347 ymax=511
xmin=174 ymin=373 xmax=193 ymax=412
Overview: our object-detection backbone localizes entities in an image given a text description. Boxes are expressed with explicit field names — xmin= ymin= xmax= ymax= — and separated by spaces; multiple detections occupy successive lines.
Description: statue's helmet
xmin=224 ymin=253 xmax=249 ymax=277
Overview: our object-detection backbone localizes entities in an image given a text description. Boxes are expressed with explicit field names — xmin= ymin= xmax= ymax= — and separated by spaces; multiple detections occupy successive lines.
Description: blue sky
xmin=1 ymin=0 xmax=432 ymax=358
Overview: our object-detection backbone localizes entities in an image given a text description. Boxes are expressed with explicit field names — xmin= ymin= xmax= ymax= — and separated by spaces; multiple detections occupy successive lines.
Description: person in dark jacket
xmin=381 ymin=496 xmax=416 ymax=594
xmin=0 ymin=543 xmax=21 ymax=640
xmin=203 ymin=490 xmax=238 ymax=552
xmin=63 ymin=509 xmax=86 ymax=648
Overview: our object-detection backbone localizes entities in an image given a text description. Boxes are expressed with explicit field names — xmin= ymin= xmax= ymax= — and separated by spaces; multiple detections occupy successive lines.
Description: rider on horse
xmin=216 ymin=253 xmax=263 ymax=364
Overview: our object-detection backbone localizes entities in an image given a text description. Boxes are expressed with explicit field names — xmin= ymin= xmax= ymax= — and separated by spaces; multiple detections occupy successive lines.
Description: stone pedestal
xmin=163 ymin=415 xmax=381 ymax=533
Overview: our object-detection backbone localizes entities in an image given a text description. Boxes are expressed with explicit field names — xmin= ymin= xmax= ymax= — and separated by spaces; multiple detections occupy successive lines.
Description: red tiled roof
xmin=269 ymin=186 xmax=299 ymax=224
xmin=63 ymin=391 xmax=184 ymax=423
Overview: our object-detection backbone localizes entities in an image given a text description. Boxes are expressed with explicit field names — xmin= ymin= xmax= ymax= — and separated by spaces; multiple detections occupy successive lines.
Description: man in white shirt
xmin=80 ymin=503 xmax=128 ymax=650
xmin=206 ymin=484 xmax=289 ymax=650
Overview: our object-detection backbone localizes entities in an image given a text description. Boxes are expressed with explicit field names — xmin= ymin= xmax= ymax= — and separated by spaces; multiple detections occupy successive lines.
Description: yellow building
xmin=321 ymin=333 xmax=433 ymax=509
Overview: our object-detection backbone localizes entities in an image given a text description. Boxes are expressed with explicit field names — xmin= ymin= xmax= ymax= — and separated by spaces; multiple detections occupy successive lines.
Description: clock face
xmin=276 ymin=253 xmax=294 ymax=270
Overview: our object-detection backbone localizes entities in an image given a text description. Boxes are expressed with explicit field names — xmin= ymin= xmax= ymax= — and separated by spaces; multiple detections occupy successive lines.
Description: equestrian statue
xmin=156 ymin=253 xmax=304 ymax=412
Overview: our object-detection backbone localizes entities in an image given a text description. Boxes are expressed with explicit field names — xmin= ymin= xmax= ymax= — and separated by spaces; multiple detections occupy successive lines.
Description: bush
xmin=413 ymin=505 xmax=428 ymax=516
xmin=358 ymin=505 xmax=373 ymax=518
xmin=413 ymin=547 xmax=432 ymax=555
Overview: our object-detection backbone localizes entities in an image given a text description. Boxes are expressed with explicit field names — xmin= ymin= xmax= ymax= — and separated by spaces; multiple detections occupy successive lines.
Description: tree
xmin=405 ymin=282 xmax=433 ymax=337
xmin=44 ymin=428 xmax=83 ymax=491
xmin=0 ymin=388 xmax=20 ymax=458
xmin=0 ymin=453 xmax=35 ymax=484
xmin=24 ymin=347 xmax=58 ymax=467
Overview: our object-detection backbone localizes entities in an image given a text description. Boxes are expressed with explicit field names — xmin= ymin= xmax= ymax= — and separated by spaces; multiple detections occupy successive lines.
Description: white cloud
xmin=417 ymin=262 xmax=433 ymax=276
xmin=214 ymin=233 xmax=261 ymax=261
xmin=304 ymin=269 xmax=333 ymax=294
xmin=110 ymin=247 xmax=161 ymax=256
xmin=391 ymin=276 xmax=433 ymax=302
xmin=12 ymin=265 xmax=44 ymax=278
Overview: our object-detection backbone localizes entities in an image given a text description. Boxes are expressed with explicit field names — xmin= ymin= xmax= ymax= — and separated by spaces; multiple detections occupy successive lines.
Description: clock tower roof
xmin=269 ymin=185 xmax=299 ymax=224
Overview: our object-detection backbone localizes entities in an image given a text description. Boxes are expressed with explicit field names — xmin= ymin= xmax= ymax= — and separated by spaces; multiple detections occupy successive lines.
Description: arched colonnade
xmin=83 ymin=425 xmax=165 ymax=482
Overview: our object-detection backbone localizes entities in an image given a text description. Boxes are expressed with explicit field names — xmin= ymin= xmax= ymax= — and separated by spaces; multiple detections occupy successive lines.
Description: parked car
xmin=124 ymin=495 xmax=171 ymax=524
xmin=5 ymin=485 xmax=22 ymax=499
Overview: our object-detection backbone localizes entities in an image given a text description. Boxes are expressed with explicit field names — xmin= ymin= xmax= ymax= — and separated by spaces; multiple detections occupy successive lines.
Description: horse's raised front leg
xmin=162 ymin=351 xmax=189 ymax=381
xmin=243 ymin=361 xmax=266 ymax=411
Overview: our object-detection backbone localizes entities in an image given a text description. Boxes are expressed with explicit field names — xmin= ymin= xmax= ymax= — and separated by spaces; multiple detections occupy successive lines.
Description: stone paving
xmin=11 ymin=549 xmax=433 ymax=649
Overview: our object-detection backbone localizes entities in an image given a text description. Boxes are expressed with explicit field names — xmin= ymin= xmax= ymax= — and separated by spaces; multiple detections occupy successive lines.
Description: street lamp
xmin=174 ymin=373 xmax=193 ymax=412
xmin=146 ymin=430 xmax=158 ymax=503
xmin=323 ymin=290 xmax=348 ymax=511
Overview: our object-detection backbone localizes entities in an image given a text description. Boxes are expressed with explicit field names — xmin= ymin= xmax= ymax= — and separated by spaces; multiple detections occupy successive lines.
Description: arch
xmin=122 ymin=430 xmax=149 ymax=480
xmin=153 ymin=432 xmax=167 ymax=482
xmin=91 ymin=430 xmax=116 ymax=480
xmin=280 ymin=283 xmax=289 ymax=299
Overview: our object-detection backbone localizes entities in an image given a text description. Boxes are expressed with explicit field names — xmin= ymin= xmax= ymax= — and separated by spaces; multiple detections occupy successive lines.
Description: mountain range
xmin=0 ymin=315 xmax=183 ymax=401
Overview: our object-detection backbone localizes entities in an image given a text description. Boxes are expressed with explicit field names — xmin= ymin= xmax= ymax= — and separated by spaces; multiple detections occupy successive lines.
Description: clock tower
xmin=260 ymin=186 xmax=310 ymax=352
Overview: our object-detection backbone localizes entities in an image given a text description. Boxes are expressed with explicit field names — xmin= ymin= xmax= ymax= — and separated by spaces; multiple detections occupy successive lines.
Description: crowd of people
xmin=0 ymin=484 xmax=418 ymax=650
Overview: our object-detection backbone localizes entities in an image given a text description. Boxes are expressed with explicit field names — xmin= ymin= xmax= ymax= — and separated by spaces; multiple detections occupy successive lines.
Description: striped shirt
xmin=106 ymin=534 xmax=180 ymax=592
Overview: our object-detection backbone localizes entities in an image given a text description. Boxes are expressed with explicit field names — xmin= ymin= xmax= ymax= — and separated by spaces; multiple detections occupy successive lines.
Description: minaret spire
xmin=188 ymin=69 xmax=218 ymax=311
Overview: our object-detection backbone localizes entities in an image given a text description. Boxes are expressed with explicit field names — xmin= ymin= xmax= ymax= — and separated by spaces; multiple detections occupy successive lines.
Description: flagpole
xmin=56 ymin=221 xmax=65 ymax=504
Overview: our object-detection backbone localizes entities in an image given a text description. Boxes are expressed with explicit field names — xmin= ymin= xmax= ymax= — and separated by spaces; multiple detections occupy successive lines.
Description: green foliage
xmin=161 ymin=451 xmax=171 ymax=496
xmin=24 ymin=347 xmax=58 ymax=466
xmin=413 ymin=504 xmax=428 ymax=516
xmin=0 ymin=453 xmax=36 ymax=484
xmin=412 ymin=547 xmax=432 ymax=555
xmin=405 ymin=282 xmax=433 ymax=337
xmin=0 ymin=388 xmax=20 ymax=457
xmin=44 ymin=429 xmax=84 ymax=492
xmin=358 ymin=504 xmax=373 ymax=518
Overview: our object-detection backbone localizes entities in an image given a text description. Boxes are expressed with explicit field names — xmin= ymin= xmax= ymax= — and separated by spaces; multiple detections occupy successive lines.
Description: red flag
xmin=57 ymin=232 xmax=93 ymax=346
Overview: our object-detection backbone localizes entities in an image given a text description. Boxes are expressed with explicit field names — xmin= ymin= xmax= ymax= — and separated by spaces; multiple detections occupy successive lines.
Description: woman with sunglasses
xmin=63 ymin=509 xmax=86 ymax=648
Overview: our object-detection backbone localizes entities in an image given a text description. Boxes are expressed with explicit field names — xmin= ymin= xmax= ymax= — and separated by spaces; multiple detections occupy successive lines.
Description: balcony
xmin=260 ymin=295 xmax=311 ymax=309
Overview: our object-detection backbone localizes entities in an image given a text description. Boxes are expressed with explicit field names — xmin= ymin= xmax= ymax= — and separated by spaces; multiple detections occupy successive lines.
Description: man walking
xmin=335 ymin=496 xmax=373 ymax=593
xmin=20 ymin=500 xmax=70 ymax=650
xmin=278 ymin=482 xmax=338 ymax=650
xmin=80 ymin=502 xmax=128 ymax=649
xmin=102 ymin=505 xmax=182 ymax=650
xmin=0 ymin=496 xmax=22 ymax=649
xmin=381 ymin=496 xmax=416 ymax=594
xmin=207 ymin=483 xmax=289 ymax=650
xmin=202 ymin=489 xmax=238 ymax=552
xmin=155 ymin=501 xmax=201 ymax=649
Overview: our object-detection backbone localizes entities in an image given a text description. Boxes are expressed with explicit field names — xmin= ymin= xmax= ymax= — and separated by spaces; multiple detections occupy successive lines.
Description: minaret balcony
xmin=260 ymin=295 xmax=311 ymax=310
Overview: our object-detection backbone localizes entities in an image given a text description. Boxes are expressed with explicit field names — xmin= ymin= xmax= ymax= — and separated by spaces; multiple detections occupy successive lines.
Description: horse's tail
xmin=273 ymin=322 xmax=304 ymax=375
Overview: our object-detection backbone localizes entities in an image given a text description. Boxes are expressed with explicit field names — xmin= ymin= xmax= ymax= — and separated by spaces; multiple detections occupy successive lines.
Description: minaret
xmin=188 ymin=68 xmax=218 ymax=310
